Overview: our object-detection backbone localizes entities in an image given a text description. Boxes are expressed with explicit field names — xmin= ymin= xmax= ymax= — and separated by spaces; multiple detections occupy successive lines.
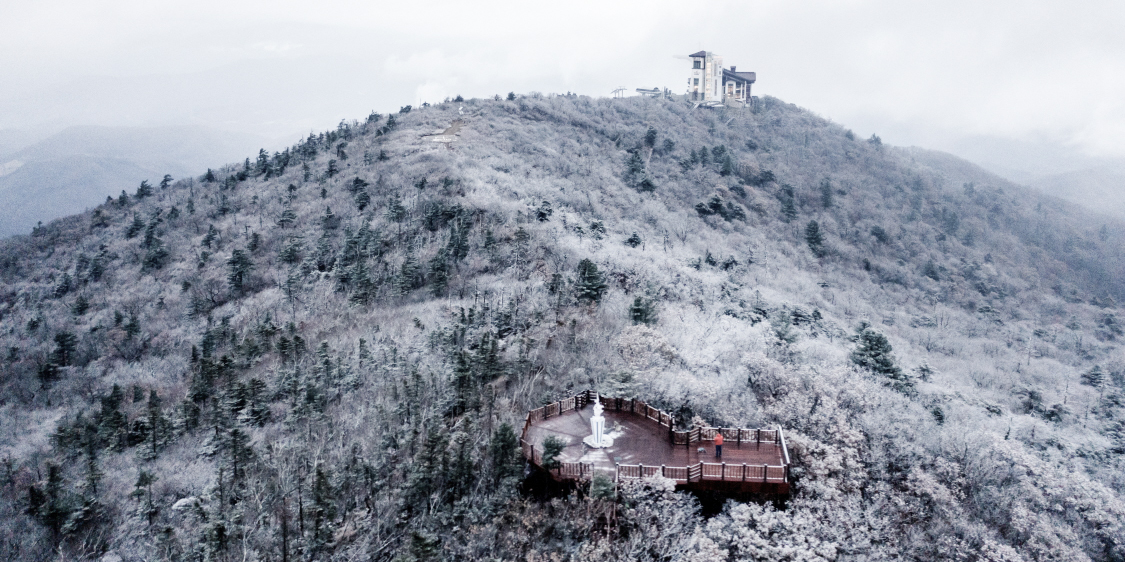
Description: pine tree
xmin=141 ymin=390 xmax=168 ymax=460
xmin=720 ymin=154 xmax=735 ymax=176
xmin=278 ymin=207 xmax=297 ymax=228
xmin=403 ymin=427 xmax=448 ymax=515
xmin=1081 ymin=365 xmax=1107 ymax=389
xmin=489 ymin=423 xmax=520 ymax=484
xmin=135 ymin=180 xmax=153 ymax=199
xmin=227 ymin=249 xmax=254 ymax=292
xmin=96 ymin=384 xmax=128 ymax=451
xmin=451 ymin=352 xmax=475 ymax=415
xmin=54 ymin=273 xmax=72 ymax=297
xmin=851 ymin=322 xmax=912 ymax=394
xmin=280 ymin=237 xmax=302 ymax=264
xmin=309 ymin=465 xmax=336 ymax=554
xmin=399 ymin=243 xmax=422 ymax=293
xmin=132 ymin=470 xmax=158 ymax=526
xmin=385 ymin=194 xmax=406 ymax=223
xmin=535 ymin=200 xmax=553 ymax=221
xmin=69 ymin=443 xmax=104 ymax=536
xmin=575 ymin=259 xmax=607 ymax=304
xmin=476 ymin=331 xmax=502 ymax=382
xmin=125 ymin=213 xmax=145 ymax=239
xmin=626 ymin=151 xmax=645 ymax=180
xmin=227 ymin=428 xmax=253 ymax=483
xmin=38 ymin=463 xmax=71 ymax=537
xmin=428 ymin=247 xmax=450 ymax=296
xmin=354 ymin=189 xmax=371 ymax=211
xmin=630 ymin=296 xmax=657 ymax=325
xmin=51 ymin=331 xmax=78 ymax=367
xmin=143 ymin=213 xmax=163 ymax=248
xmin=781 ymin=197 xmax=797 ymax=223
xmin=805 ymin=220 xmax=825 ymax=257
xmin=447 ymin=429 xmax=476 ymax=503
xmin=202 ymin=224 xmax=219 ymax=248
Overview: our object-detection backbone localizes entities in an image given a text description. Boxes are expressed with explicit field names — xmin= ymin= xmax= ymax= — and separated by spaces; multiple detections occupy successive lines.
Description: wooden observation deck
xmin=520 ymin=391 xmax=791 ymax=495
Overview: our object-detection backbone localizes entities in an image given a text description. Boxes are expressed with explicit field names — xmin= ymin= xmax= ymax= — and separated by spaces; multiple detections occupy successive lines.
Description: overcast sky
xmin=3 ymin=0 xmax=1125 ymax=174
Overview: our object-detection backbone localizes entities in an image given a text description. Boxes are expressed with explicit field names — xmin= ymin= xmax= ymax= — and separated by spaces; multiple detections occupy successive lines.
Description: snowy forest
xmin=0 ymin=93 xmax=1123 ymax=561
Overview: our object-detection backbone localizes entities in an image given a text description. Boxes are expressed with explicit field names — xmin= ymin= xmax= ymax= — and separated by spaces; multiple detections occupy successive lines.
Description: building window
xmin=693 ymin=78 xmax=699 ymax=86
xmin=693 ymin=61 xmax=701 ymax=69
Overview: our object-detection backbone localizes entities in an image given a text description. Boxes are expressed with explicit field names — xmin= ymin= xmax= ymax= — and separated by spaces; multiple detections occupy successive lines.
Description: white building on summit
xmin=687 ymin=51 xmax=756 ymax=104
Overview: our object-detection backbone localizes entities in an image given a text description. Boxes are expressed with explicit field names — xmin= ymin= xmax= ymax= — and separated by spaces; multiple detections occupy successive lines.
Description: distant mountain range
xmin=940 ymin=135 xmax=1125 ymax=220
xmin=1026 ymin=165 xmax=1125 ymax=220
xmin=0 ymin=125 xmax=267 ymax=236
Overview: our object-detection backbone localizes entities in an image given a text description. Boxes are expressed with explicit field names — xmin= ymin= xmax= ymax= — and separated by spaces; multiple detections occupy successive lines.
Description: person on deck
xmin=714 ymin=431 xmax=723 ymax=458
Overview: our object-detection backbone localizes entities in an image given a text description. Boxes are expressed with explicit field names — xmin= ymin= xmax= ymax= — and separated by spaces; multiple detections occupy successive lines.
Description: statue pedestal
xmin=584 ymin=401 xmax=614 ymax=448
xmin=583 ymin=434 xmax=614 ymax=448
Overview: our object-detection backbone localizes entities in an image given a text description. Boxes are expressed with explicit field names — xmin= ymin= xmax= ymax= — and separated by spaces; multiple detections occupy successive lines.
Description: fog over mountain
xmin=0 ymin=94 xmax=1122 ymax=561
xmin=0 ymin=125 xmax=267 ymax=236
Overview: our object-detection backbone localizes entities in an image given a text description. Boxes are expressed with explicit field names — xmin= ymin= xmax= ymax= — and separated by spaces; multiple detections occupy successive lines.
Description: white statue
xmin=583 ymin=400 xmax=614 ymax=448
xmin=458 ymin=106 xmax=464 ymax=116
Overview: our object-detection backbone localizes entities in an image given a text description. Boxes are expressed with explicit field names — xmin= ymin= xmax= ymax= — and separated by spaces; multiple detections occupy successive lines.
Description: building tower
xmin=687 ymin=51 xmax=724 ymax=102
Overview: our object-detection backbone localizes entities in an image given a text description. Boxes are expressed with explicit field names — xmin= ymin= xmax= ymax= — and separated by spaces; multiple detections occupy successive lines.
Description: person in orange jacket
xmin=714 ymin=431 xmax=724 ymax=458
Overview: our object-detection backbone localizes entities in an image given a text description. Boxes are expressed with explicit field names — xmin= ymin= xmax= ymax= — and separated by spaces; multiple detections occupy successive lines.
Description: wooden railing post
xmin=762 ymin=464 xmax=767 ymax=482
xmin=721 ymin=462 xmax=726 ymax=481
xmin=742 ymin=463 xmax=747 ymax=481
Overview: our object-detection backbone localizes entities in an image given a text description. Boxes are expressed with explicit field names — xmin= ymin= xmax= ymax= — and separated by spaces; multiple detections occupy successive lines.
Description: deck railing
xmin=520 ymin=437 xmax=594 ymax=480
xmin=614 ymin=461 xmax=788 ymax=483
xmin=520 ymin=390 xmax=791 ymax=487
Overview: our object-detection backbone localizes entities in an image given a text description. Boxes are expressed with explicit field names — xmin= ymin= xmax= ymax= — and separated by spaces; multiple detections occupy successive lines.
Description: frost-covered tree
xmin=575 ymin=259 xmax=607 ymax=304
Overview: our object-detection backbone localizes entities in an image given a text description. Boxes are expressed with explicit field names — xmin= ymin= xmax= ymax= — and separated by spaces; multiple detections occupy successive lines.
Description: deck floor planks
xmin=523 ymin=404 xmax=783 ymax=475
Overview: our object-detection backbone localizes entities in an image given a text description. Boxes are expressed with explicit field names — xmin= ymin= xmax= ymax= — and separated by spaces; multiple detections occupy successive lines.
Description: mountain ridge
xmin=0 ymin=94 xmax=1122 ymax=561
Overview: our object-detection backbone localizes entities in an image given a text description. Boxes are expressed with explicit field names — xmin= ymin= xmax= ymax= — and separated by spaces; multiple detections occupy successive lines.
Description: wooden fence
xmin=522 ymin=392 xmax=592 ymax=438
xmin=615 ymin=461 xmax=788 ymax=484
xmin=520 ymin=390 xmax=790 ymax=486
xmin=520 ymin=437 xmax=594 ymax=480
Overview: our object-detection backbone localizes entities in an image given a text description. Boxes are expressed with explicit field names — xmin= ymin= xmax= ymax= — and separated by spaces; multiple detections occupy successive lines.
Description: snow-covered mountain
xmin=1 ymin=94 xmax=1122 ymax=561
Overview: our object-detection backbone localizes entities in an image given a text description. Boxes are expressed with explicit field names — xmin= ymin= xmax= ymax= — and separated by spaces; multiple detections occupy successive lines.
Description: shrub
xmin=541 ymin=435 xmax=566 ymax=470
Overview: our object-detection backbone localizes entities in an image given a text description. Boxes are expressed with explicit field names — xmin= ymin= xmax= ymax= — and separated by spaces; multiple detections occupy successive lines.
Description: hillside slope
xmin=0 ymin=95 xmax=1123 ymax=561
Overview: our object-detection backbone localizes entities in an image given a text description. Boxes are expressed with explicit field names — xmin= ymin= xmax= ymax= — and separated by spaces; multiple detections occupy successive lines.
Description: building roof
xmin=723 ymin=69 xmax=757 ymax=84
xmin=689 ymin=50 xmax=708 ymax=58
